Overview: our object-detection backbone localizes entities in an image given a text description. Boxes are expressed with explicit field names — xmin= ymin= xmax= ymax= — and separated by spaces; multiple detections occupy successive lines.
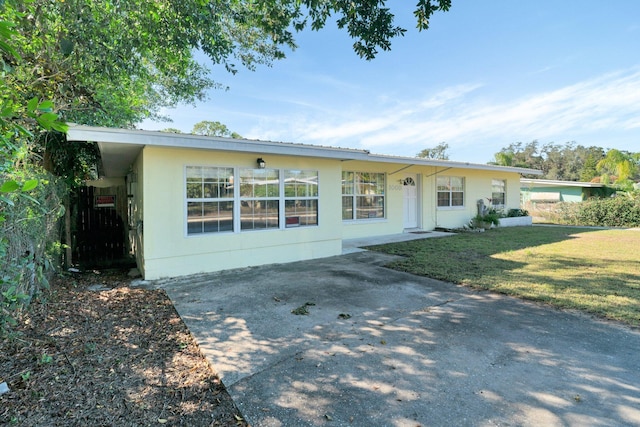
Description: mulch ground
xmin=0 ymin=269 xmax=248 ymax=426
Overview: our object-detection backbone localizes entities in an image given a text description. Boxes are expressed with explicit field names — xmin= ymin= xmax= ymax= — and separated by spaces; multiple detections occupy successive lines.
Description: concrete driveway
xmin=151 ymin=249 xmax=640 ymax=426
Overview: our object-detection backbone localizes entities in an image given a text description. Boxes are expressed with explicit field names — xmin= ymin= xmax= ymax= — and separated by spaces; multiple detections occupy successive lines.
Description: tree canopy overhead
xmin=2 ymin=0 xmax=451 ymax=128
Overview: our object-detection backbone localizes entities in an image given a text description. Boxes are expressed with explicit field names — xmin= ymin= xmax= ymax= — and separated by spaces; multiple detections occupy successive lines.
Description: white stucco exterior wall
xmin=139 ymin=146 xmax=344 ymax=280
xmin=134 ymin=153 xmax=525 ymax=279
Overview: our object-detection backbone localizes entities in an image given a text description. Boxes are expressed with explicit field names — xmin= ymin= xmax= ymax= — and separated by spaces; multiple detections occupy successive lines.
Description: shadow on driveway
xmin=152 ymin=251 xmax=640 ymax=427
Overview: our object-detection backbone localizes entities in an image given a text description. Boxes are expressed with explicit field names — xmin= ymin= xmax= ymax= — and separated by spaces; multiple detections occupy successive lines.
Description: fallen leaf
xmin=158 ymin=419 xmax=167 ymax=424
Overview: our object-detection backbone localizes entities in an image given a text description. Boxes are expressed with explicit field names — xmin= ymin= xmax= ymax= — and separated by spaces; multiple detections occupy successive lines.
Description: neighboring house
xmin=520 ymin=178 xmax=612 ymax=204
xmin=67 ymin=125 xmax=542 ymax=280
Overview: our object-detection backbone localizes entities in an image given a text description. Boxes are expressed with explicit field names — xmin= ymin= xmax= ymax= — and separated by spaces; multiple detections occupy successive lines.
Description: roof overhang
xmin=67 ymin=125 xmax=543 ymax=178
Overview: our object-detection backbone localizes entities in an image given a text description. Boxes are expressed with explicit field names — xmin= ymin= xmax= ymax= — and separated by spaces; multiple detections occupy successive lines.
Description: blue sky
xmin=139 ymin=1 xmax=640 ymax=164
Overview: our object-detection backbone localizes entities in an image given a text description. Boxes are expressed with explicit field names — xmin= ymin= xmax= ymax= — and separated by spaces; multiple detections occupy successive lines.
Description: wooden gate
xmin=73 ymin=186 xmax=131 ymax=268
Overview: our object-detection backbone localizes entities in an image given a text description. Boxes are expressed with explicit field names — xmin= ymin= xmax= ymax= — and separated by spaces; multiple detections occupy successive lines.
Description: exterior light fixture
xmin=257 ymin=158 xmax=266 ymax=169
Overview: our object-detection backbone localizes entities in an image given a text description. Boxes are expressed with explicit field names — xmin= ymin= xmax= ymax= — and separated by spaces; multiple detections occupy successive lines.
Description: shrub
xmin=0 ymin=167 xmax=66 ymax=336
xmin=549 ymin=193 xmax=640 ymax=227
xmin=507 ymin=208 xmax=529 ymax=217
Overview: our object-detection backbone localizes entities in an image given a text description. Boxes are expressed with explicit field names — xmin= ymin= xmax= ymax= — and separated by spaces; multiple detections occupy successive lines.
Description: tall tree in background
xmin=596 ymin=149 xmax=639 ymax=190
xmin=490 ymin=141 xmax=611 ymax=181
xmin=192 ymin=121 xmax=242 ymax=138
xmin=416 ymin=142 xmax=450 ymax=160
xmin=580 ymin=154 xmax=600 ymax=182
xmin=492 ymin=151 xmax=514 ymax=167
xmin=490 ymin=141 xmax=543 ymax=175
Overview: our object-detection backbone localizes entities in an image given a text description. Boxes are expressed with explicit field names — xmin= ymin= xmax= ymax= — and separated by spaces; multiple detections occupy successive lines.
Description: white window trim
xmin=491 ymin=179 xmax=506 ymax=208
xmin=436 ymin=175 xmax=466 ymax=210
xmin=184 ymin=165 xmax=319 ymax=237
xmin=184 ymin=165 xmax=235 ymax=237
xmin=341 ymin=171 xmax=387 ymax=221
xmin=282 ymin=169 xmax=320 ymax=228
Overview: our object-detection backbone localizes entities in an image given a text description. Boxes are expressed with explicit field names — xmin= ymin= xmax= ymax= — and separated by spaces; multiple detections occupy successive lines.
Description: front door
xmin=403 ymin=175 xmax=418 ymax=229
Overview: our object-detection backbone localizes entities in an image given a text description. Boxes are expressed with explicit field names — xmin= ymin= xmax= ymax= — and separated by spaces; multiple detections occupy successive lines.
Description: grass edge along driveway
xmin=367 ymin=226 xmax=640 ymax=327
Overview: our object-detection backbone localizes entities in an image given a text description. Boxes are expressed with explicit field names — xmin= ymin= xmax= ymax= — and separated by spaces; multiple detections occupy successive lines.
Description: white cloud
xmin=141 ymin=67 xmax=640 ymax=162
xmin=248 ymin=67 xmax=640 ymax=159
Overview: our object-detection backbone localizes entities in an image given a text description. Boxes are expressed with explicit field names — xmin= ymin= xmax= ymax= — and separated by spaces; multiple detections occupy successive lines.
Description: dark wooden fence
xmin=73 ymin=186 xmax=131 ymax=268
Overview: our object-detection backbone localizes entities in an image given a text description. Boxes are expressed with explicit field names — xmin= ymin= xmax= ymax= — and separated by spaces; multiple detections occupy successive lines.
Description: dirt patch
xmin=0 ymin=270 xmax=248 ymax=426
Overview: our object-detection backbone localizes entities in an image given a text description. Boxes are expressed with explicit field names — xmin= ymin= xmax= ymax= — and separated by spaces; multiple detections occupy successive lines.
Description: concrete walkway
xmin=341 ymin=230 xmax=454 ymax=254
xmin=149 ymin=241 xmax=640 ymax=427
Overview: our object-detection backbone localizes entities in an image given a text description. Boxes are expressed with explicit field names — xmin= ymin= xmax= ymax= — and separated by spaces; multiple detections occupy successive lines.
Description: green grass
xmin=367 ymin=226 xmax=640 ymax=326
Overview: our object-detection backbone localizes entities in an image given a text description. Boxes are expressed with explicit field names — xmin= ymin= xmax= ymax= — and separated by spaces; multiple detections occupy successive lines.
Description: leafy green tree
xmin=491 ymin=151 xmax=514 ymax=167
xmin=580 ymin=153 xmax=600 ymax=182
xmin=597 ymin=149 xmax=639 ymax=190
xmin=3 ymin=0 xmax=451 ymax=130
xmin=491 ymin=141 xmax=543 ymax=177
xmin=1 ymin=18 xmax=68 ymax=334
xmin=416 ymin=142 xmax=449 ymax=160
xmin=491 ymin=141 xmax=609 ymax=181
xmin=192 ymin=121 xmax=242 ymax=139
xmin=2 ymin=0 xmax=451 ymax=184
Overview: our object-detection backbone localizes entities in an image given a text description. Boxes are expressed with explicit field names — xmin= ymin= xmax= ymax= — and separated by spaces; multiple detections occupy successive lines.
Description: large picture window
xmin=342 ymin=171 xmax=385 ymax=220
xmin=437 ymin=176 xmax=464 ymax=208
xmin=186 ymin=166 xmax=319 ymax=235
xmin=491 ymin=179 xmax=506 ymax=207
xmin=284 ymin=170 xmax=318 ymax=227
xmin=239 ymin=168 xmax=280 ymax=231
xmin=186 ymin=166 xmax=234 ymax=234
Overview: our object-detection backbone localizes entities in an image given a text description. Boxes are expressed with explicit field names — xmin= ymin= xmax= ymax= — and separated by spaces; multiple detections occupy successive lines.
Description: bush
xmin=549 ymin=193 xmax=640 ymax=227
xmin=1 ymin=167 xmax=66 ymax=336
xmin=507 ymin=208 xmax=529 ymax=217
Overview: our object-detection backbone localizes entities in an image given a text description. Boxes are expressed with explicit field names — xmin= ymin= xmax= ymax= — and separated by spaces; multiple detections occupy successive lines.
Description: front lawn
xmin=367 ymin=226 xmax=640 ymax=326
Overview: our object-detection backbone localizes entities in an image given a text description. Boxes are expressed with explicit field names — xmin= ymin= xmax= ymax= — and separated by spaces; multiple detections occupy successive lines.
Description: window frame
xmin=283 ymin=169 xmax=319 ymax=227
xmin=436 ymin=175 xmax=465 ymax=209
xmin=185 ymin=166 xmax=235 ymax=235
xmin=185 ymin=165 xmax=319 ymax=236
xmin=342 ymin=171 xmax=386 ymax=221
xmin=239 ymin=167 xmax=281 ymax=231
xmin=491 ymin=179 xmax=506 ymax=208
